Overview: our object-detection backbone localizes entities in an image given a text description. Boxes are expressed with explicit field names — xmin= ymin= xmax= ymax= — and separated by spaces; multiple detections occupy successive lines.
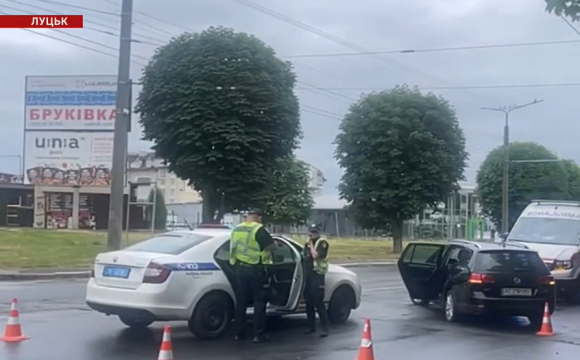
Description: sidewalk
xmin=0 ymin=260 xmax=396 ymax=281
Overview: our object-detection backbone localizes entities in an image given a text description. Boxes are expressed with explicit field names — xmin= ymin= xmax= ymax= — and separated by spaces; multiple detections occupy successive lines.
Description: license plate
xmin=501 ymin=288 xmax=532 ymax=296
xmin=102 ymin=266 xmax=130 ymax=279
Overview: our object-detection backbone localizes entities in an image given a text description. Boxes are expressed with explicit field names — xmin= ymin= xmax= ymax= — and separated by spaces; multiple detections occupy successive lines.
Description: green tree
xmin=545 ymin=0 xmax=580 ymax=20
xmin=563 ymin=159 xmax=580 ymax=200
xmin=136 ymin=26 xmax=300 ymax=223
xmin=148 ymin=187 xmax=167 ymax=230
xmin=335 ymin=85 xmax=468 ymax=253
xmin=263 ymin=157 xmax=314 ymax=226
xmin=476 ymin=142 xmax=569 ymax=230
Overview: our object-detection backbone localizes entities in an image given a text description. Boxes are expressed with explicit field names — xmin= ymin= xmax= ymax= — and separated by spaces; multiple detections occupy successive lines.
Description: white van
xmin=505 ymin=200 xmax=580 ymax=302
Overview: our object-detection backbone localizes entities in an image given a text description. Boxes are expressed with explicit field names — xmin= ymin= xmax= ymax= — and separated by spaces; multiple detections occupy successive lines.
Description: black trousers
xmin=234 ymin=263 xmax=270 ymax=337
xmin=304 ymin=271 xmax=329 ymax=331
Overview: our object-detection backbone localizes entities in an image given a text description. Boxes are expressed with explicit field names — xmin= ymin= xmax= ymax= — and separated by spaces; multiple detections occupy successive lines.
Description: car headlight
xmin=553 ymin=260 xmax=572 ymax=270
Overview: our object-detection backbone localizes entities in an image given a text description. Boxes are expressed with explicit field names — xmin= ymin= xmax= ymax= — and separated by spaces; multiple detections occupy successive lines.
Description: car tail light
xmin=143 ymin=262 xmax=172 ymax=284
xmin=469 ymin=273 xmax=495 ymax=284
xmin=539 ymin=275 xmax=555 ymax=286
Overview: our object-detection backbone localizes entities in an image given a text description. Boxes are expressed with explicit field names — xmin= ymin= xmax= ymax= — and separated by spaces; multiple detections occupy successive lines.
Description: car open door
xmin=398 ymin=243 xmax=446 ymax=301
xmin=268 ymin=237 xmax=304 ymax=312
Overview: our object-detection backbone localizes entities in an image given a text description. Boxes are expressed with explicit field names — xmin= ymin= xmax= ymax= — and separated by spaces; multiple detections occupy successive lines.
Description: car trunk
xmin=473 ymin=250 xmax=549 ymax=299
xmin=477 ymin=271 xmax=543 ymax=298
xmin=93 ymin=251 xmax=169 ymax=289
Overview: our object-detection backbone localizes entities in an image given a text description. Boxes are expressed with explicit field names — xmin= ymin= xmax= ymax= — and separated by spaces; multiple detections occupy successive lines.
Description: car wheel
xmin=444 ymin=290 xmax=460 ymax=323
xmin=327 ymin=285 xmax=354 ymax=324
xmin=528 ymin=306 xmax=545 ymax=332
xmin=410 ymin=297 xmax=430 ymax=306
xmin=118 ymin=316 xmax=153 ymax=329
xmin=189 ymin=292 xmax=233 ymax=340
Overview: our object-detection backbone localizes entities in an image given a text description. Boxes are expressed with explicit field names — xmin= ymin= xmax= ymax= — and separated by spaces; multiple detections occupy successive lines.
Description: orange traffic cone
xmin=0 ymin=298 xmax=29 ymax=342
xmin=536 ymin=302 xmax=554 ymax=336
xmin=157 ymin=325 xmax=173 ymax=360
xmin=355 ymin=318 xmax=375 ymax=360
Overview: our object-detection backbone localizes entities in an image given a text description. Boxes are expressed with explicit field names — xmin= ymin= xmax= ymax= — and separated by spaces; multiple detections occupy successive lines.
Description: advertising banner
xmin=24 ymin=131 xmax=113 ymax=186
xmin=25 ymin=75 xmax=117 ymax=131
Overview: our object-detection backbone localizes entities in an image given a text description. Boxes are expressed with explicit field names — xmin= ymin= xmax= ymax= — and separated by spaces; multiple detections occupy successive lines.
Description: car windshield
xmin=508 ymin=217 xmax=580 ymax=246
xmin=474 ymin=250 xmax=546 ymax=273
xmin=124 ymin=234 xmax=212 ymax=255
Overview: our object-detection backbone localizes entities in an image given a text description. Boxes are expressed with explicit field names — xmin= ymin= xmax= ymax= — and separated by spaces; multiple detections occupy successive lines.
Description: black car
xmin=397 ymin=239 xmax=556 ymax=330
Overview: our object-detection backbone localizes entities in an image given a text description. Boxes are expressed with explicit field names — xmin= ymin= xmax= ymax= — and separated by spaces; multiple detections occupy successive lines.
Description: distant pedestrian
xmin=303 ymin=224 xmax=330 ymax=337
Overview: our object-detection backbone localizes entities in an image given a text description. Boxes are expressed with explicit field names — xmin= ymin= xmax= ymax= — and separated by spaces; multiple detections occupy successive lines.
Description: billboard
xmin=25 ymin=75 xmax=117 ymax=131
xmin=24 ymin=131 xmax=113 ymax=186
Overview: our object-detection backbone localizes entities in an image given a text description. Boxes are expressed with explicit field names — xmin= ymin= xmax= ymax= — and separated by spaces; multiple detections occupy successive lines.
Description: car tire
xmin=119 ymin=316 xmax=153 ymax=329
xmin=528 ymin=306 xmax=545 ymax=332
xmin=410 ymin=298 xmax=430 ymax=306
xmin=188 ymin=292 xmax=233 ymax=340
xmin=444 ymin=290 xmax=460 ymax=323
xmin=327 ymin=285 xmax=355 ymax=324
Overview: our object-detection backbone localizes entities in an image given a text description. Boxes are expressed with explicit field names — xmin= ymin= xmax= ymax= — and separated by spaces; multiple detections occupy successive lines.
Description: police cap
xmin=248 ymin=209 xmax=264 ymax=216
xmin=308 ymin=224 xmax=320 ymax=233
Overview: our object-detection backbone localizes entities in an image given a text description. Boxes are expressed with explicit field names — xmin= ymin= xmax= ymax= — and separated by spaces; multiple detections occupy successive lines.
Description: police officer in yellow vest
xmin=230 ymin=209 xmax=277 ymax=343
xmin=303 ymin=224 xmax=329 ymax=337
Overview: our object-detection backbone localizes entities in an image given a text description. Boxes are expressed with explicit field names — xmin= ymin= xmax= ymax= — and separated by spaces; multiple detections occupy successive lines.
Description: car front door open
xmin=398 ymin=243 xmax=446 ymax=301
xmin=268 ymin=237 xmax=304 ymax=311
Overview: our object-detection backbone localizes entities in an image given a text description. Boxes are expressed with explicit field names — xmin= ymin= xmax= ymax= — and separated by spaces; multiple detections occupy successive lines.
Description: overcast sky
xmin=1 ymin=0 xmax=579 ymax=196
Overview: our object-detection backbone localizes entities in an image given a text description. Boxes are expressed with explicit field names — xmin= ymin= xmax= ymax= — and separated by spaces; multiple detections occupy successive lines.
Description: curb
xmin=0 ymin=271 xmax=91 ymax=281
xmin=0 ymin=261 xmax=396 ymax=281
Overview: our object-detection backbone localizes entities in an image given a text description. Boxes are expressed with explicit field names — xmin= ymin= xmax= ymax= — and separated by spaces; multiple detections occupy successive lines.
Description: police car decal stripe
xmin=165 ymin=262 xmax=221 ymax=271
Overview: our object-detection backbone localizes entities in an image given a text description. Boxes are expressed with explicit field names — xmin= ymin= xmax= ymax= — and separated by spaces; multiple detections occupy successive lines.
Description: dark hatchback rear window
xmin=474 ymin=250 xmax=548 ymax=273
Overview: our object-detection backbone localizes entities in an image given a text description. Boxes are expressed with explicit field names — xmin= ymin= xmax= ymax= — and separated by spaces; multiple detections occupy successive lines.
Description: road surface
xmin=1 ymin=266 xmax=580 ymax=359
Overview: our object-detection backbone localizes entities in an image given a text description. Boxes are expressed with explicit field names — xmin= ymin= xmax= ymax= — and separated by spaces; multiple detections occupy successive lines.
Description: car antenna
xmin=182 ymin=217 xmax=193 ymax=230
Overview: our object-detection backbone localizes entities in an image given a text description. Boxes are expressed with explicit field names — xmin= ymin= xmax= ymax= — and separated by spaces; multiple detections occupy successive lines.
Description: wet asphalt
xmin=2 ymin=267 xmax=580 ymax=360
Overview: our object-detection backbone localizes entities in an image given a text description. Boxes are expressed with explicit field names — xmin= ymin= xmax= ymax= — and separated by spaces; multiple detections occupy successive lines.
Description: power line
xmin=296 ymin=82 xmax=580 ymax=91
xmin=0 ymin=10 xmax=146 ymax=67
xmin=2 ymin=6 xmax=150 ymax=62
xmin=297 ymin=80 xmax=357 ymax=103
xmin=232 ymin=0 xmax=499 ymax=96
xmin=282 ymin=39 xmax=580 ymax=59
xmin=9 ymin=0 xmax=167 ymax=44
xmin=302 ymin=105 xmax=343 ymax=118
xmin=561 ymin=15 xmax=580 ymax=37
xmin=34 ymin=0 xmax=119 ymax=16
xmin=3 ymin=0 xmax=163 ymax=47
xmin=302 ymin=108 xmax=342 ymax=120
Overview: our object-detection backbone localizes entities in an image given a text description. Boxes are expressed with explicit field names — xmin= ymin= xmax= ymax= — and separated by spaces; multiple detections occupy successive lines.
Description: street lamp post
xmin=480 ymin=99 xmax=543 ymax=234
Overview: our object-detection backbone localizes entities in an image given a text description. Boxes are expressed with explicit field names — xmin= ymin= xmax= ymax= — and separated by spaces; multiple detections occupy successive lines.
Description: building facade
xmin=126 ymin=152 xmax=201 ymax=205
xmin=301 ymin=162 xmax=326 ymax=196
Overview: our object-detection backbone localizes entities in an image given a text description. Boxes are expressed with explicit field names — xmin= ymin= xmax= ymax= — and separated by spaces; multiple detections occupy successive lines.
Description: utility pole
xmin=107 ymin=0 xmax=133 ymax=251
xmin=480 ymin=99 xmax=543 ymax=234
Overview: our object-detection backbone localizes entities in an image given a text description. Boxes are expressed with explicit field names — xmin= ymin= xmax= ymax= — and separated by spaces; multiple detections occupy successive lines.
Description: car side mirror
xmin=500 ymin=232 xmax=509 ymax=241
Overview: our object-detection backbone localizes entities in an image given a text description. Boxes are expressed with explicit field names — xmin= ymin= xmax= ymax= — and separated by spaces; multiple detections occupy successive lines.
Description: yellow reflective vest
xmin=229 ymin=221 xmax=273 ymax=265
xmin=305 ymin=238 xmax=329 ymax=275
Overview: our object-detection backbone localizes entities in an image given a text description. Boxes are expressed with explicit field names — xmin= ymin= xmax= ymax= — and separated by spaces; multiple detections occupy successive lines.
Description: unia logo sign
xmin=34 ymin=136 xmax=84 ymax=155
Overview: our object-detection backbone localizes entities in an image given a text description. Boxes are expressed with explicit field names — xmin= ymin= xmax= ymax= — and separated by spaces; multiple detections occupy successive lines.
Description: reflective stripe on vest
xmin=313 ymin=238 xmax=329 ymax=274
xmin=230 ymin=222 xmax=269 ymax=265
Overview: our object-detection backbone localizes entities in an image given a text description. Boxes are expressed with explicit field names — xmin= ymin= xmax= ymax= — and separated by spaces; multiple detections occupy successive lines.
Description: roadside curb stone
xmin=0 ymin=261 xmax=396 ymax=281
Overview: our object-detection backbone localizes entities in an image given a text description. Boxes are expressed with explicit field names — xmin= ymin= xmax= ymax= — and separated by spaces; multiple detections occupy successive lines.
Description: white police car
xmin=85 ymin=225 xmax=362 ymax=339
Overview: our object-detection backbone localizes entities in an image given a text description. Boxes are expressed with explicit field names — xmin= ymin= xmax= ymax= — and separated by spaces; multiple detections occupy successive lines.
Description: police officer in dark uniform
xmin=229 ymin=209 xmax=277 ymax=343
xmin=303 ymin=224 xmax=330 ymax=337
